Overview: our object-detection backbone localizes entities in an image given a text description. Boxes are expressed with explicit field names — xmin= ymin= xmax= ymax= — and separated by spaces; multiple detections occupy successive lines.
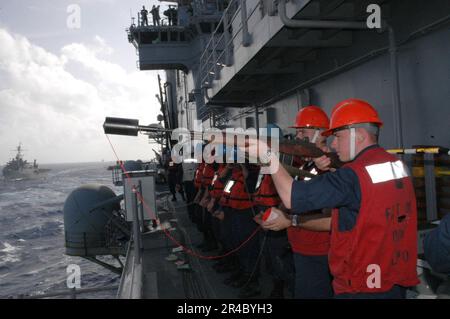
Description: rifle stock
xmin=282 ymin=164 xmax=317 ymax=179
xmin=278 ymin=139 xmax=343 ymax=169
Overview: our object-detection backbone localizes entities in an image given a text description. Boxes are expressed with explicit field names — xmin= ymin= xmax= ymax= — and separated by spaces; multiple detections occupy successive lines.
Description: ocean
xmin=0 ymin=162 xmax=124 ymax=299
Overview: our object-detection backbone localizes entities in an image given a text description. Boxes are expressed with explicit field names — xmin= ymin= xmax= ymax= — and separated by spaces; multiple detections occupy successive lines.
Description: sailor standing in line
xmin=220 ymin=159 xmax=261 ymax=298
xmin=261 ymin=107 xmax=334 ymax=298
xmin=252 ymin=99 xmax=419 ymax=298
xmin=252 ymin=124 xmax=294 ymax=299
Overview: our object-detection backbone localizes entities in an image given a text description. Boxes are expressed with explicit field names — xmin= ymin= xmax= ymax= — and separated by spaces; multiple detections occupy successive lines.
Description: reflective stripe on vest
xmin=220 ymin=171 xmax=253 ymax=209
xmin=209 ymin=165 xmax=226 ymax=197
xmin=365 ymin=160 xmax=409 ymax=184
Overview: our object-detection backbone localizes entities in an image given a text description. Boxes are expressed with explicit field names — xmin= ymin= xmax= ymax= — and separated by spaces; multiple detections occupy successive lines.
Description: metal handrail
xmin=199 ymin=0 xmax=263 ymax=89
xmin=199 ymin=0 xmax=240 ymax=85
xmin=199 ymin=0 xmax=238 ymax=62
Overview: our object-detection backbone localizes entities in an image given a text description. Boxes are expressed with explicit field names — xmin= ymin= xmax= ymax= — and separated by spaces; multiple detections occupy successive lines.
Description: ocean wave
xmin=6 ymin=221 xmax=63 ymax=240
xmin=0 ymin=242 xmax=18 ymax=253
xmin=39 ymin=210 xmax=63 ymax=217
xmin=0 ymin=162 xmax=117 ymax=297
xmin=0 ymin=242 xmax=22 ymax=266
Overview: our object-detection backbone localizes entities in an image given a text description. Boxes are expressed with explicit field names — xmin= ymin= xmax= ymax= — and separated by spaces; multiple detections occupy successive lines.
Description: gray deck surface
xmin=140 ymin=187 xmax=284 ymax=299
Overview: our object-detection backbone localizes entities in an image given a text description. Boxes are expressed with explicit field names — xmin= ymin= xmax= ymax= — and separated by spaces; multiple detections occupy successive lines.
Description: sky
xmin=0 ymin=0 xmax=174 ymax=164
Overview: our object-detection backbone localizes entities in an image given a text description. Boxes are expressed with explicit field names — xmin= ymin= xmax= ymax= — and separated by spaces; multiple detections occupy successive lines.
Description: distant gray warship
xmin=2 ymin=143 xmax=49 ymax=181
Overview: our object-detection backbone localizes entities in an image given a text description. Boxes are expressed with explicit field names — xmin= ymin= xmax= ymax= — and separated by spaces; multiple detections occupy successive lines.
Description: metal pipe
xmin=183 ymin=72 xmax=190 ymax=129
xmin=278 ymin=0 xmax=367 ymax=30
xmin=240 ymin=0 xmax=252 ymax=46
xmin=424 ymin=153 xmax=438 ymax=221
xmin=157 ymin=74 xmax=170 ymax=149
xmin=255 ymin=105 xmax=260 ymax=138
xmin=138 ymin=181 xmax=145 ymax=232
xmin=388 ymin=25 xmax=403 ymax=148
xmin=223 ymin=10 xmax=232 ymax=66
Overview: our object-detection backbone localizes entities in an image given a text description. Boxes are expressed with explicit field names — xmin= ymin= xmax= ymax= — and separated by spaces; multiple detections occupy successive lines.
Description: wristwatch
xmin=291 ymin=214 xmax=299 ymax=227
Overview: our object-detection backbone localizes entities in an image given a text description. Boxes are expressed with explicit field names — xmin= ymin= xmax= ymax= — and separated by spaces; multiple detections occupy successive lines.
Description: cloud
xmin=0 ymin=28 xmax=162 ymax=164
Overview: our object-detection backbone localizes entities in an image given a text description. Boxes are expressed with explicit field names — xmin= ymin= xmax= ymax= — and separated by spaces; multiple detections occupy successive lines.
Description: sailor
xmin=219 ymin=158 xmax=260 ymax=298
xmin=167 ymin=154 xmax=185 ymax=202
xmin=150 ymin=5 xmax=160 ymax=26
xmin=252 ymin=124 xmax=294 ymax=299
xmin=164 ymin=5 xmax=178 ymax=26
xmin=424 ymin=213 xmax=450 ymax=274
xmin=273 ymin=106 xmax=334 ymax=299
xmin=181 ymin=152 xmax=198 ymax=221
xmin=253 ymin=98 xmax=419 ymax=298
xmin=208 ymin=159 xmax=239 ymax=276
xmin=257 ymin=109 xmax=333 ymax=298
xmin=206 ymin=161 xmax=227 ymax=253
xmin=140 ymin=5 xmax=149 ymax=26
xmin=197 ymin=152 xmax=219 ymax=252
xmin=192 ymin=156 xmax=205 ymax=228
xmin=204 ymin=146 xmax=230 ymax=258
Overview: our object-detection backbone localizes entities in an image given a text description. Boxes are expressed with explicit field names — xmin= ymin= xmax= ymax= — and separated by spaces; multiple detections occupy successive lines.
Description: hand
xmin=206 ymin=198 xmax=215 ymax=212
xmin=214 ymin=210 xmax=224 ymax=221
xmin=199 ymin=195 xmax=210 ymax=207
xmin=253 ymin=212 xmax=263 ymax=226
xmin=175 ymin=184 xmax=181 ymax=192
xmin=240 ymin=138 xmax=270 ymax=164
xmin=262 ymin=207 xmax=291 ymax=231
xmin=314 ymin=155 xmax=332 ymax=171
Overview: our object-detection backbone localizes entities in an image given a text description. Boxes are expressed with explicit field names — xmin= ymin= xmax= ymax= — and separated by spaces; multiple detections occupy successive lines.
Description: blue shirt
xmin=289 ymin=145 xmax=381 ymax=232
xmin=291 ymin=167 xmax=361 ymax=232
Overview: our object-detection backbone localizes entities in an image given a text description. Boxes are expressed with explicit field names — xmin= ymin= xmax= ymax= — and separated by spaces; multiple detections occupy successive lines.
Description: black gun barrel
xmin=103 ymin=117 xmax=140 ymax=136
xmin=103 ymin=117 xmax=172 ymax=136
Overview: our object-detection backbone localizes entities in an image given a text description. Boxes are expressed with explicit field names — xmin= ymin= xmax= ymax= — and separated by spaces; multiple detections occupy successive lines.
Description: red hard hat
xmin=289 ymin=106 xmax=329 ymax=129
xmin=322 ymin=99 xmax=383 ymax=136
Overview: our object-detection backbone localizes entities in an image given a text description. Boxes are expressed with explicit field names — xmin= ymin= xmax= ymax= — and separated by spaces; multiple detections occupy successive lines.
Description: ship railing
xmin=199 ymin=0 xmax=257 ymax=89
xmin=117 ymin=182 xmax=145 ymax=298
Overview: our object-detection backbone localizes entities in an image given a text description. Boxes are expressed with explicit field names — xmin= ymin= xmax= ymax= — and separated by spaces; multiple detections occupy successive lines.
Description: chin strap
xmin=311 ymin=129 xmax=320 ymax=144
xmin=350 ymin=127 xmax=356 ymax=160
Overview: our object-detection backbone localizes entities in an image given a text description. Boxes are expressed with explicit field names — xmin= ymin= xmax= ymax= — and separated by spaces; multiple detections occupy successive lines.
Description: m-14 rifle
xmin=103 ymin=116 xmax=343 ymax=170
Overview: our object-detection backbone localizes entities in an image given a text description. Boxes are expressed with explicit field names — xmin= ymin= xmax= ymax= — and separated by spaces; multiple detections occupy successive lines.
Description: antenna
xmin=130 ymin=8 xmax=135 ymax=26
